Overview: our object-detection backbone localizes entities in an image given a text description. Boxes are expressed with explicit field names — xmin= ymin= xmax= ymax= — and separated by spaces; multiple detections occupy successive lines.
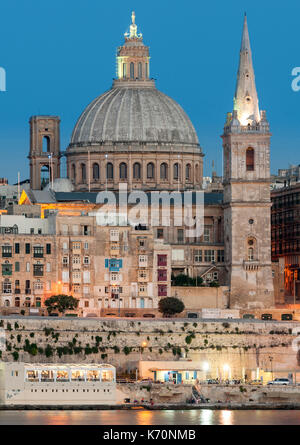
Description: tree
xmin=44 ymin=294 xmax=79 ymax=315
xmin=171 ymin=274 xmax=203 ymax=287
xmin=158 ymin=297 xmax=185 ymax=317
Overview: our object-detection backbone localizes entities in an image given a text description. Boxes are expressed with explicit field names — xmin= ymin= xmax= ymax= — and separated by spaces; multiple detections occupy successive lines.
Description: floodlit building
xmin=0 ymin=362 xmax=116 ymax=405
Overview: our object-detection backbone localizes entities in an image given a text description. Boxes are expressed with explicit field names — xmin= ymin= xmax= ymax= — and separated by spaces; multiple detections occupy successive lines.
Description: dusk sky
xmin=0 ymin=0 xmax=299 ymax=183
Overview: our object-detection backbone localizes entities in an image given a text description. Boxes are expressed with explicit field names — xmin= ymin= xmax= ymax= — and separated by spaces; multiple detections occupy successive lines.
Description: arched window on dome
xmin=123 ymin=63 xmax=127 ymax=79
xmin=130 ymin=63 xmax=134 ymax=79
xmin=147 ymin=163 xmax=155 ymax=179
xmin=119 ymin=163 xmax=127 ymax=180
xmin=93 ymin=163 xmax=100 ymax=181
xmin=133 ymin=162 xmax=141 ymax=180
xmin=246 ymin=147 xmax=255 ymax=171
xmin=81 ymin=163 xmax=86 ymax=183
xmin=195 ymin=164 xmax=199 ymax=182
xmin=106 ymin=163 xmax=113 ymax=180
xmin=138 ymin=63 xmax=142 ymax=79
xmin=186 ymin=164 xmax=191 ymax=181
xmin=71 ymin=164 xmax=76 ymax=182
xmin=160 ymin=163 xmax=168 ymax=180
xmin=173 ymin=163 xmax=180 ymax=180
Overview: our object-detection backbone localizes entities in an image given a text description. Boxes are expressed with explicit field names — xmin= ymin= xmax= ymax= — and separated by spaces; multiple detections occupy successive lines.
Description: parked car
xmin=243 ymin=314 xmax=255 ymax=319
xmin=206 ymin=379 xmax=220 ymax=384
xmin=267 ymin=378 xmax=290 ymax=385
xmin=249 ymin=380 xmax=263 ymax=385
xmin=261 ymin=313 xmax=272 ymax=320
xmin=281 ymin=313 xmax=293 ymax=321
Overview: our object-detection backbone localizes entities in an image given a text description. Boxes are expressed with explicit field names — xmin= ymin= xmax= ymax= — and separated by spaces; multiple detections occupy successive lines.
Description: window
xmin=2 ymin=246 xmax=12 ymax=258
xmin=15 ymin=243 xmax=20 ymax=254
xmin=157 ymin=254 xmax=167 ymax=267
xmin=26 ymin=263 xmax=30 ymax=272
xmin=186 ymin=164 xmax=191 ymax=180
xmin=138 ymin=62 xmax=142 ymax=79
xmin=173 ymin=163 xmax=180 ymax=180
xmin=84 ymin=256 xmax=90 ymax=265
xmin=46 ymin=244 xmax=51 ymax=254
xmin=81 ymin=163 xmax=86 ymax=182
xmin=158 ymin=269 xmax=167 ymax=282
xmin=248 ymin=247 xmax=254 ymax=261
xmin=2 ymin=263 xmax=12 ymax=276
xmin=63 ymin=257 xmax=68 ymax=266
xmin=15 ymin=262 xmax=20 ymax=272
xmin=158 ymin=284 xmax=167 ymax=297
xmin=93 ymin=163 xmax=100 ymax=180
xmin=71 ymin=164 xmax=76 ymax=181
xmin=119 ymin=163 xmax=127 ymax=179
xmin=147 ymin=163 xmax=154 ymax=179
xmin=133 ymin=162 xmax=141 ymax=179
xmin=33 ymin=246 xmax=44 ymax=258
xmin=157 ymin=228 xmax=164 ymax=239
xmin=204 ymin=226 xmax=211 ymax=243
xmin=160 ymin=163 xmax=168 ymax=180
xmin=217 ymin=250 xmax=225 ymax=262
xmin=25 ymin=244 xmax=31 ymax=255
xmin=46 ymin=263 xmax=51 ymax=272
xmin=122 ymin=63 xmax=126 ymax=78
xmin=204 ymin=250 xmax=215 ymax=263
xmin=84 ymin=242 xmax=89 ymax=250
xmin=246 ymin=147 xmax=255 ymax=171
xmin=33 ymin=264 xmax=44 ymax=276
xmin=194 ymin=250 xmax=202 ymax=263
xmin=130 ymin=62 xmax=134 ymax=79
xmin=106 ymin=163 xmax=113 ymax=180
xmin=177 ymin=229 xmax=184 ymax=243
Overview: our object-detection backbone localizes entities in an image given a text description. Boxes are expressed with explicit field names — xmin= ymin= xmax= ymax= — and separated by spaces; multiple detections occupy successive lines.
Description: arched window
xmin=173 ymin=163 xmax=180 ymax=180
xmin=42 ymin=136 xmax=50 ymax=153
xmin=186 ymin=164 xmax=191 ymax=180
xmin=130 ymin=62 xmax=134 ymax=79
xmin=133 ymin=162 xmax=141 ymax=179
xmin=123 ymin=63 xmax=126 ymax=79
xmin=119 ymin=163 xmax=127 ymax=179
xmin=195 ymin=164 xmax=199 ymax=182
xmin=81 ymin=164 xmax=86 ymax=182
xmin=160 ymin=163 xmax=168 ymax=180
xmin=93 ymin=163 xmax=100 ymax=180
xmin=147 ymin=163 xmax=155 ymax=179
xmin=246 ymin=147 xmax=255 ymax=171
xmin=106 ymin=163 xmax=113 ymax=180
xmin=71 ymin=164 xmax=76 ymax=181
xmin=138 ymin=62 xmax=142 ymax=79
xmin=248 ymin=247 xmax=254 ymax=261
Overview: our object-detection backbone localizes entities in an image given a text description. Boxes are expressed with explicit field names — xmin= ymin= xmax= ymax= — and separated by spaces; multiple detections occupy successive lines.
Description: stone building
xmin=3 ymin=13 xmax=275 ymax=311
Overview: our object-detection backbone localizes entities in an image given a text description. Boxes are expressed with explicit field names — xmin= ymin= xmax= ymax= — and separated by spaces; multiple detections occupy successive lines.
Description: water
xmin=0 ymin=409 xmax=300 ymax=425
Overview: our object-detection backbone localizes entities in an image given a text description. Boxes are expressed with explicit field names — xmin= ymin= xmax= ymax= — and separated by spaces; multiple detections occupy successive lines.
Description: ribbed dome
xmin=70 ymin=85 xmax=199 ymax=146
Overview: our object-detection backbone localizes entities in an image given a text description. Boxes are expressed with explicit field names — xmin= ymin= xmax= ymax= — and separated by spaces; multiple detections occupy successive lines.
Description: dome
xmin=70 ymin=84 xmax=199 ymax=147
xmin=44 ymin=178 xmax=75 ymax=193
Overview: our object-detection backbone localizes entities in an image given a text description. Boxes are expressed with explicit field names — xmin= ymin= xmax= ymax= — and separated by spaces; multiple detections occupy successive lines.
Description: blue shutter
xmin=105 ymin=259 xmax=109 ymax=268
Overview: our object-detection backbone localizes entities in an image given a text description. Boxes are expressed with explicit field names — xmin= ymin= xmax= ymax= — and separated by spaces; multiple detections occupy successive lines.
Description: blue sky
xmin=0 ymin=0 xmax=299 ymax=183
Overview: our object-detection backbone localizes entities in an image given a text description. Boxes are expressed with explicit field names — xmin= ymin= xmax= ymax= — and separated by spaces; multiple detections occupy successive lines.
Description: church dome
xmin=70 ymin=83 xmax=199 ymax=147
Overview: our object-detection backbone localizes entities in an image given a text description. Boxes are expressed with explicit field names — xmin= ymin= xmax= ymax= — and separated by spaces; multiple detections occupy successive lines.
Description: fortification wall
xmin=0 ymin=317 xmax=300 ymax=376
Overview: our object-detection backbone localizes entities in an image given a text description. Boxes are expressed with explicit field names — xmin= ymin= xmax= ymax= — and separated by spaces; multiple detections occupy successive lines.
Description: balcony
xmin=243 ymin=260 xmax=260 ymax=271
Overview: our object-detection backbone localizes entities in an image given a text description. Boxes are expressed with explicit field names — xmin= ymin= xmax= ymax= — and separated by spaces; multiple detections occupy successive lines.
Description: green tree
xmin=158 ymin=297 xmax=185 ymax=317
xmin=171 ymin=274 xmax=203 ymax=287
xmin=44 ymin=294 xmax=79 ymax=315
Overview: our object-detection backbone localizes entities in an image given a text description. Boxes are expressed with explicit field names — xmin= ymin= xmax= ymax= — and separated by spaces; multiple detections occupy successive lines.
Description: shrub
xmin=123 ymin=346 xmax=132 ymax=356
xmin=12 ymin=351 xmax=19 ymax=361
xmin=45 ymin=344 xmax=53 ymax=358
xmin=6 ymin=323 xmax=12 ymax=331
xmin=14 ymin=322 xmax=19 ymax=329
xmin=222 ymin=322 xmax=230 ymax=329
xmin=158 ymin=297 xmax=185 ymax=317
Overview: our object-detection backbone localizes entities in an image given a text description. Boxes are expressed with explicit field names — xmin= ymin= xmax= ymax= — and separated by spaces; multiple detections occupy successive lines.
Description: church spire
xmin=233 ymin=14 xmax=260 ymax=125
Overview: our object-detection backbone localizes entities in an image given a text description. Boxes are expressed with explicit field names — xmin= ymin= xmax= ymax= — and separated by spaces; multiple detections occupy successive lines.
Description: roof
xmin=69 ymin=85 xmax=200 ymax=147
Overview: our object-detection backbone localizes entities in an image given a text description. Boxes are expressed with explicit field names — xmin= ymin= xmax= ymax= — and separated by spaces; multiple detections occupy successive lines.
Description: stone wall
xmin=0 ymin=316 xmax=300 ymax=377
xmin=171 ymin=286 xmax=229 ymax=312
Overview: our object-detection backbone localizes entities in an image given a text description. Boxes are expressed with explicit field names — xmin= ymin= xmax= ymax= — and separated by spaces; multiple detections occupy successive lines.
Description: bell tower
xmin=29 ymin=116 xmax=61 ymax=190
xmin=222 ymin=15 xmax=274 ymax=309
